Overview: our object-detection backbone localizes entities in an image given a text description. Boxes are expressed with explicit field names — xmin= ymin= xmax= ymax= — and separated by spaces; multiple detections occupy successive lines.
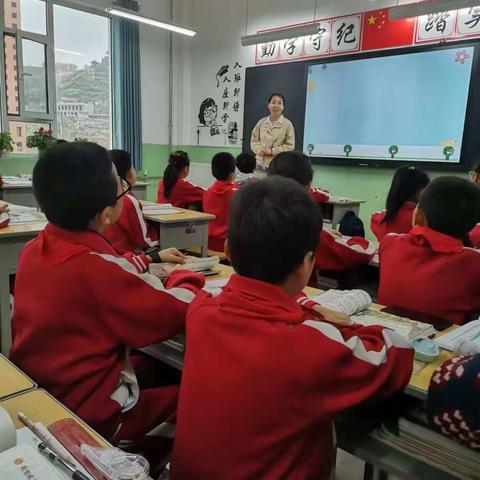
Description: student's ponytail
xmin=383 ymin=166 xmax=430 ymax=223
xmin=163 ymin=151 xmax=190 ymax=198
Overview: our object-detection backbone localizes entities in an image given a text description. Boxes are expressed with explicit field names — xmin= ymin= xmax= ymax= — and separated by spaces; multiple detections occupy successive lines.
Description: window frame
xmin=0 ymin=0 xmax=112 ymax=150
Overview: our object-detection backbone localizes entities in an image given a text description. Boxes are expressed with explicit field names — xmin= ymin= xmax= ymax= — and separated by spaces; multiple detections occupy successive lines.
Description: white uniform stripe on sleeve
xmin=92 ymin=253 xmax=195 ymax=303
xmin=128 ymin=194 xmax=158 ymax=247
xmin=302 ymin=319 xmax=411 ymax=366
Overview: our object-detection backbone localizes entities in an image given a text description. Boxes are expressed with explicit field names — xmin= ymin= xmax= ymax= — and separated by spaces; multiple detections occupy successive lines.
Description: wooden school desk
xmin=0 ymin=221 xmax=46 ymax=355
xmin=322 ymin=197 xmax=366 ymax=229
xmin=0 ymin=181 xmax=148 ymax=208
xmin=0 ymin=389 xmax=155 ymax=479
xmin=142 ymin=202 xmax=215 ymax=257
xmin=0 ymin=354 xmax=36 ymax=400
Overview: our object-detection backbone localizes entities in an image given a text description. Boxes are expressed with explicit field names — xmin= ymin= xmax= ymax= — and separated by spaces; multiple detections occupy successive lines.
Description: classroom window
xmin=22 ymin=39 xmax=48 ymax=114
xmin=4 ymin=0 xmax=46 ymax=35
xmin=53 ymin=4 xmax=112 ymax=148
xmin=9 ymin=120 xmax=49 ymax=152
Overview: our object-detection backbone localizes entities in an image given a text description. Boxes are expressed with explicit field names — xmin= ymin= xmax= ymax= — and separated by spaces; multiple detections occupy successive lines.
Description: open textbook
xmin=7 ymin=203 xmax=46 ymax=224
xmin=142 ymin=203 xmax=181 ymax=215
xmin=311 ymin=289 xmax=436 ymax=341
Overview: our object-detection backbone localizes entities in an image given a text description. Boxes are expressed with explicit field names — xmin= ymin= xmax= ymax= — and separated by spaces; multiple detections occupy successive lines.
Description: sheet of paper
xmin=434 ymin=319 xmax=480 ymax=351
xmin=7 ymin=203 xmax=46 ymax=224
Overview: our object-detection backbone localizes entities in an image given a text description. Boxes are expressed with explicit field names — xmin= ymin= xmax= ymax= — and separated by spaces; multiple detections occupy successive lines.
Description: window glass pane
xmin=9 ymin=121 xmax=49 ymax=153
xmin=54 ymin=5 xmax=111 ymax=148
xmin=4 ymin=35 xmax=19 ymax=115
xmin=22 ymin=38 xmax=47 ymax=113
xmin=4 ymin=0 xmax=46 ymax=35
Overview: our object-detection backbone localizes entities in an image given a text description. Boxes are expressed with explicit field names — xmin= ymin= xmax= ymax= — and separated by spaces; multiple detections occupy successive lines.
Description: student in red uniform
xmin=171 ymin=177 xmax=414 ymax=480
xmin=469 ymin=162 xmax=480 ymax=247
xmin=103 ymin=149 xmax=159 ymax=255
xmin=268 ymin=151 xmax=330 ymax=203
xmin=371 ymin=166 xmax=430 ymax=242
xmin=10 ymin=142 xmax=205 ymax=443
xmin=203 ymin=152 xmax=239 ymax=252
xmin=378 ymin=177 xmax=480 ymax=325
xmin=268 ymin=152 xmax=375 ymax=271
xmin=156 ymin=151 xmax=205 ymax=208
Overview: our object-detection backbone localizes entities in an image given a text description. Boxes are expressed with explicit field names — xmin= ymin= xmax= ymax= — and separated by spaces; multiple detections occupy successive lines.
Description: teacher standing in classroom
xmin=250 ymin=93 xmax=295 ymax=171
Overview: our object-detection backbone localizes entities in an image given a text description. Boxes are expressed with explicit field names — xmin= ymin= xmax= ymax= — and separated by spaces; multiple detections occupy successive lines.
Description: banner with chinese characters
xmin=255 ymin=6 xmax=480 ymax=64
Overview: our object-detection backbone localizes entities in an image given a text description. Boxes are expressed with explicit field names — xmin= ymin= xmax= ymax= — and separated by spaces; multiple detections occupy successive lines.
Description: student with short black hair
xmin=103 ymin=149 xmax=159 ymax=255
xmin=203 ymin=152 xmax=239 ymax=251
xmin=235 ymin=151 xmax=256 ymax=185
xmin=269 ymin=151 xmax=330 ymax=203
xmin=10 ymin=142 xmax=204 ymax=444
xmin=268 ymin=152 xmax=375 ymax=271
xmin=379 ymin=176 xmax=480 ymax=325
xmin=171 ymin=177 xmax=413 ymax=480
xmin=371 ymin=166 xmax=430 ymax=242
xmin=157 ymin=151 xmax=205 ymax=208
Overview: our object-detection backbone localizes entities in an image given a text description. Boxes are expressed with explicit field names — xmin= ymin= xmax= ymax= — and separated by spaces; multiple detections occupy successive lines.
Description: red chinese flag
xmin=362 ymin=9 xmax=415 ymax=51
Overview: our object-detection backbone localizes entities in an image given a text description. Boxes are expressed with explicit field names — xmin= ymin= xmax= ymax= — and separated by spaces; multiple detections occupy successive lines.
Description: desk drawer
xmin=0 ymin=237 xmax=35 ymax=273
xmin=158 ymin=221 xmax=208 ymax=250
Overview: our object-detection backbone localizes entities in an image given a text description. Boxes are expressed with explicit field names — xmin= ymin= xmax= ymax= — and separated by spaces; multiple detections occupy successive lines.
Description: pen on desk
xmin=38 ymin=442 xmax=90 ymax=480
xmin=17 ymin=411 xmax=75 ymax=465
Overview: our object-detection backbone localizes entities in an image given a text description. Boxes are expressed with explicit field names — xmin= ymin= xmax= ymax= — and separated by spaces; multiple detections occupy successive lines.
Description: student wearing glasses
xmin=103 ymin=150 xmax=172 ymax=263
xmin=10 ymin=142 xmax=205 ymax=447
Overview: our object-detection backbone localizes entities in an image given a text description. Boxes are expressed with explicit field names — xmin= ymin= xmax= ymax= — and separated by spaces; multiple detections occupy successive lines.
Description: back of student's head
xmin=163 ymin=151 xmax=190 ymax=198
xmin=33 ymin=142 xmax=117 ymax=231
xmin=110 ymin=149 xmax=132 ymax=183
xmin=228 ymin=177 xmax=323 ymax=284
xmin=267 ymin=151 xmax=313 ymax=187
xmin=212 ymin=152 xmax=236 ymax=180
xmin=384 ymin=166 xmax=430 ymax=223
xmin=418 ymin=176 xmax=480 ymax=239
xmin=236 ymin=152 xmax=256 ymax=174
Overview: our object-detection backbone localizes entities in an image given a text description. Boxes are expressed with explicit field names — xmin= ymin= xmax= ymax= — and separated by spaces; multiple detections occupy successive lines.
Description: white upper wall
xmin=175 ymin=0 xmax=422 ymax=147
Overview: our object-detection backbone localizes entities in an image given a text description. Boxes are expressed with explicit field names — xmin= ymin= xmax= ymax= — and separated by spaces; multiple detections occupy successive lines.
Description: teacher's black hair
xmin=268 ymin=93 xmax=285 ymax=106
xmin=384 ymin=166 xmax=430 ymax=224
xmin=228 ymin=177 xmax=322 ymax=284
xmin=33 ymin=142 xmax=118 ymax=231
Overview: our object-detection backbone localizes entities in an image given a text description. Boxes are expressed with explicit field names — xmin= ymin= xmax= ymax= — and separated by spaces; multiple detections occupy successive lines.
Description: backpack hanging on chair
xmin=339 ymin=210 xmax=365 ymax=238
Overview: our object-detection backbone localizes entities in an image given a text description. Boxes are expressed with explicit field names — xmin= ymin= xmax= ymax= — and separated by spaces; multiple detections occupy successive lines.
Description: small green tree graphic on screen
xmin=443 ymin=146 xmax=454 ymax=160
xmin=344 ymin=144 xmax=352 ymax=157
xmin=307 ymin=144 xmax=314 ymax=155
xmin=389 ymin=145 xmax=399 ymax=159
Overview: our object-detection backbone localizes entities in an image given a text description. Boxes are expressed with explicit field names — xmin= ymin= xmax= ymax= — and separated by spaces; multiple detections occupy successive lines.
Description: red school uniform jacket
xmin=171 ymin=275 xmax=413 ymax=480
xmin=370 ymin=203 xmax=416 ymax=242
xmin=309 ymin=186 xmax=330 ymax=204
xmin=469 ymin=224 xmax=480 ymax=248
xmin=103 ymin=193 xmax=158 ymax=255
xmin=156 ymin=178 xmax=205 ymax=208
xmin=9 ymin=223 xmax=204 ymax=432
xmin=203 ymin=180 xmax=239 ymax=252
xmin=378 ymin=226 xmax=480 ymax=325
xmin=316 ymin=229 xmax=376 ymax=271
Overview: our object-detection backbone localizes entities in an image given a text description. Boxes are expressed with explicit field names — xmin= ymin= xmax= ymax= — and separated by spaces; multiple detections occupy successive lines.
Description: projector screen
xmin=303 ymin=45 xmax=474 ymax=164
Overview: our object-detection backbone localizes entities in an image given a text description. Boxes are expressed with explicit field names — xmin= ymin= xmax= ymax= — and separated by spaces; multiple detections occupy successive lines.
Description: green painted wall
xmin=2 ymin=144 xmax=468 ymax=241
